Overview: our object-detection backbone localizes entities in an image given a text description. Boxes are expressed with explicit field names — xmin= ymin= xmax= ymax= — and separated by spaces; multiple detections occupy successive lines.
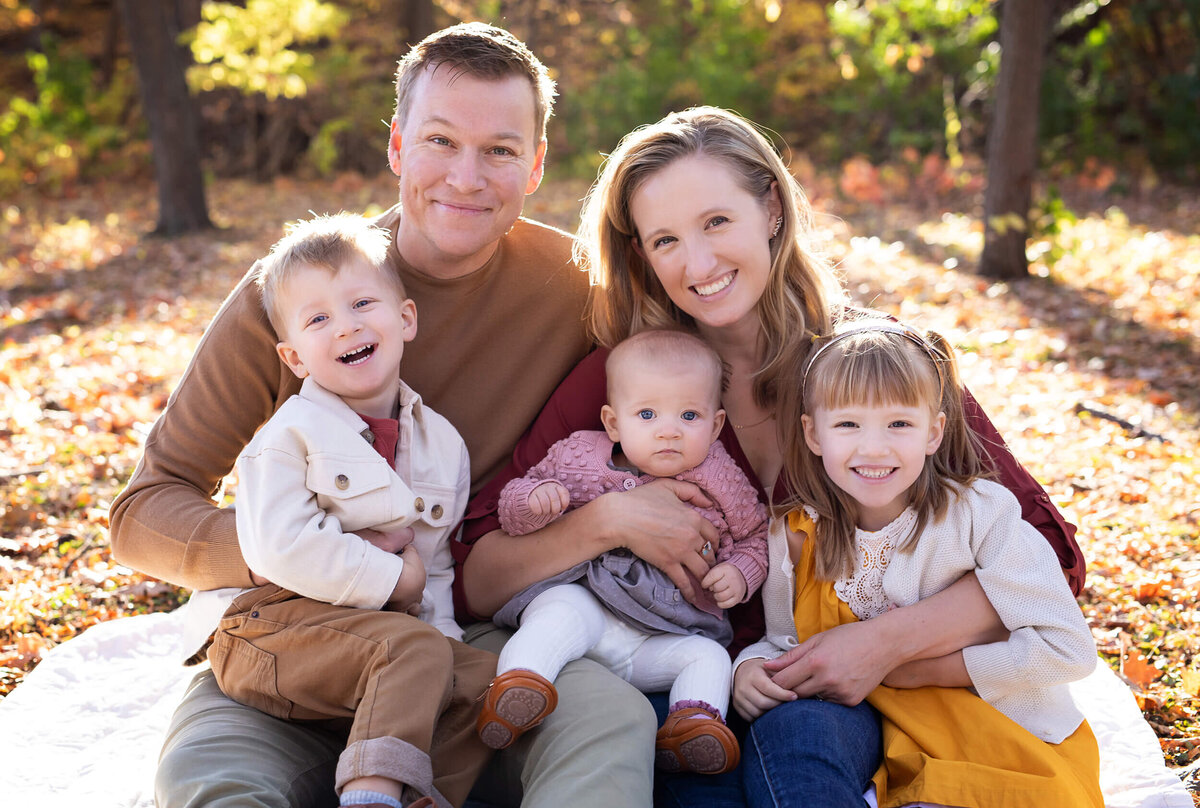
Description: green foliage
xmin=1041 ymin=0 xmax=1200 ymax=178
xmin=186 ymin=0 xmax=350 ymax=100
xmin=553 ymin=0 xmax=779 ymax=174
xmin=1029 ymin=185 xmax=1080 ymax=269
xmin=0 ymin=35 xmax=136 ymax=195
xmin=825 ymin=0 xmax=998 ymax=160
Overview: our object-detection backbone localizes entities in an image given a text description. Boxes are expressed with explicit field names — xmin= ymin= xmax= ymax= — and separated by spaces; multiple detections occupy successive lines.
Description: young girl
xmin=734 ymin=318 xmax=1103 ymax=808
xmin=476 ymin=328 xmax=769 ymax=775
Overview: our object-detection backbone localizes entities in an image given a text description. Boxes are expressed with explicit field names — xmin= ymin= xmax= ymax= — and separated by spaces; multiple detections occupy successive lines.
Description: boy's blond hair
xmin=255 ymin=213 xmax=400 ymax=334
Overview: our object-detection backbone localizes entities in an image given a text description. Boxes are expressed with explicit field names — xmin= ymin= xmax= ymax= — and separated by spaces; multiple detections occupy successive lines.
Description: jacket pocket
xmin=409 ymin=480 xmax=461 ymax=529
xmin=306 ymin=453 xmax=396 ymax=525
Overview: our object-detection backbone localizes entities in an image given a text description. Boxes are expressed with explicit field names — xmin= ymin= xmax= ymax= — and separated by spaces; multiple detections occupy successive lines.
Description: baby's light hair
xmin=254 ymin=212 xmax=400 ymax=335
xmin=605 ymin=328 xmax=724 ymax=409
xmin=778 ymin=315 xmax=989 ymax=579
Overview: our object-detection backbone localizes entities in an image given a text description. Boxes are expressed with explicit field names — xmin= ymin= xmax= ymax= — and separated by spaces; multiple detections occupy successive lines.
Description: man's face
xmin=388 ymin=66 xmax=546 ymax=280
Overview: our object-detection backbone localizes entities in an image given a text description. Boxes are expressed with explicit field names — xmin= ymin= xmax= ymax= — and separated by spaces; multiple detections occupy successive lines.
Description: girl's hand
xmin=762 ymin=620 xmax=894 ymax=706
xmin=702 ymin=562 xmax=747 ymax=609
xmin=528 ymin=481 xmax=571 ymax=518
xmin=732 ymin=658 xmax=796 ymax=721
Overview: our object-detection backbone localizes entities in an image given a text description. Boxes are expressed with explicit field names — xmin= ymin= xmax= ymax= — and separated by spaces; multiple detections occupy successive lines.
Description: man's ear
xmin=926 ymin=411 xmax=947 ymax=456
xmin=801 ymin=414 xmax=822 ymax=456
xmin=525 ymin=137 xmax=548 ymax=195
xmin=387 ymin=116 xmax=403 ymax=177
xmin=600 ymin=404 xmax=621 ymax=443
xmin=276 ymin=341 xmax=308 ymax=379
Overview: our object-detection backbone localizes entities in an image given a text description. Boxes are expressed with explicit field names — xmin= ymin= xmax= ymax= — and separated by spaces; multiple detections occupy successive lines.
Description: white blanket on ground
xmin=0 ymin=603 xmax=1192 ymax=807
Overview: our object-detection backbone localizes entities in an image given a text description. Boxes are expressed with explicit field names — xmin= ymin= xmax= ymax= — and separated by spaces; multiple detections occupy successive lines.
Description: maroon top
xmin=453 ymin=348 xmax=1086 ymax=654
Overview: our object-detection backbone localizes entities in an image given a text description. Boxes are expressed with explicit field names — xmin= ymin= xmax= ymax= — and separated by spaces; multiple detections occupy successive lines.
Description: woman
xmin=459 ymin=107 xmax=1085 ymax=806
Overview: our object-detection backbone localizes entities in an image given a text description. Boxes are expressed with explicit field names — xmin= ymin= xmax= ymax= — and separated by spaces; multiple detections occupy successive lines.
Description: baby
xmin=478 ymin=328 xmax=768 ymax=775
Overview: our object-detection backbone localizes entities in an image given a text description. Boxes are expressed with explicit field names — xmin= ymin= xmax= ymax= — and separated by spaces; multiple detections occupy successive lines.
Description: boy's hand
xmin=358 ymin=526 xmax=415 ymax=554
xmin=528 ymin=481 xmax=570 ymax=518
xmin=387 ymin=544 xmax=426 ymax=613
xmin=732 ymin=658 xmax=796 ymax=721
xmin=702 ymin=561 xmax=747 ymax=608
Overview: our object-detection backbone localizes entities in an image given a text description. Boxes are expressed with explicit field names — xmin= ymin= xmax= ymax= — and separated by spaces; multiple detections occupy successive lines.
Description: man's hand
xmin=732 ymin=658 xmax=796 ymax=721
xmin=528 ymin=481 xmax=570 ymax=518
xmin=358 ymin=526 xmax=416 ymax=554
xmin=387 ymin=545 xmax=426 ymax=614
xmin=702 ymin=561 xmax=747 ymax=609
xmin=761 ymin=620 xmax=895 ymax=706
xmin=597 ymin=478 xmax=718 ymax=603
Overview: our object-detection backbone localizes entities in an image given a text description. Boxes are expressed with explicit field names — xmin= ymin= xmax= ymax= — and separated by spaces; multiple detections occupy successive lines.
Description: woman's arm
xmin=762 ymin=571 xmax=1006 ymax=705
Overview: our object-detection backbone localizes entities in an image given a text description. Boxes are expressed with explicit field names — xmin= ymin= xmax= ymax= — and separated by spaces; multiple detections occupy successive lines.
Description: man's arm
xmin=109 ymin=268 xmax=296 ymax=590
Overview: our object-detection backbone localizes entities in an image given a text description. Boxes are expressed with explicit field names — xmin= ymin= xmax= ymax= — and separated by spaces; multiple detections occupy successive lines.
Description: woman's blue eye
xmin=681 ymin=411 xmax=698 ymax=421
xmin=638 ymin=409 xmax=655 ymax=420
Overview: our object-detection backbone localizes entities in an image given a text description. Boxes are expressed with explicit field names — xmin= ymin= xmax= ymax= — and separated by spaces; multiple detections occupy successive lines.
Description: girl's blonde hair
xmin=778 ymin=316 xmax=989 ymax=579
xmin=576 ymin=106 xmax=846 ymax=410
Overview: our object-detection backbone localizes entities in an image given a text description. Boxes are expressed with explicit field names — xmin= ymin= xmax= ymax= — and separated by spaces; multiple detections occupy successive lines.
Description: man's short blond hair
xmin=254 ymin=213 xmax=400 ymax=335
xmin=393 ymin=22 xmax=557 ymax=143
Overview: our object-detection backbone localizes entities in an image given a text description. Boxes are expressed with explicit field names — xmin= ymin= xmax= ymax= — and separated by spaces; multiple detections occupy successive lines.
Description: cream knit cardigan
xmin=734 ymin=479 xmax=1097 ymax=743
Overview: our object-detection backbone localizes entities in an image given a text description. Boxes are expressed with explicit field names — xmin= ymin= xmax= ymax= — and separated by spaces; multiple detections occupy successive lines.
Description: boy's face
xmin=600 ymin=357 xmax=725 ymax=478
xmin=274 ymin=258 xmax=417 ymax=419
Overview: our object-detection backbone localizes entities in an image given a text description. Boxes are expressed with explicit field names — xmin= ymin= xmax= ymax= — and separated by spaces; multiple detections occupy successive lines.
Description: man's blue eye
xmin=682 ymin=411 xmax=698 ymax=421
xmin=638 ymin=409 xmax=654 ymax=420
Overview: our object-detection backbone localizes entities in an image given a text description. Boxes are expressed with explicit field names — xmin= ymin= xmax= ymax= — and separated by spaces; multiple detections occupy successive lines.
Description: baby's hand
xmin=528 ymin=481 xmax=570 ymax=518
xmin=732 ymin=658 xmax=796 ymax=721
xmin=702 ymin=561 xmax=747 ymax=609
xmin=387 ymin=544 xmax=426 ymax=614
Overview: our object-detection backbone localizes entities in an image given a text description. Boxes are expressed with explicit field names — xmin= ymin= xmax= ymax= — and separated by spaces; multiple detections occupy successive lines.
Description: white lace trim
xmin=834 ymin=508 xmax=917 ymax=621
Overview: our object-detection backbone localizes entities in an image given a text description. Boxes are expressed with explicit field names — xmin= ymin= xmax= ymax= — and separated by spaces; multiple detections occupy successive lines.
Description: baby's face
xmin=601 ymin=358 xmax=724 ymax=478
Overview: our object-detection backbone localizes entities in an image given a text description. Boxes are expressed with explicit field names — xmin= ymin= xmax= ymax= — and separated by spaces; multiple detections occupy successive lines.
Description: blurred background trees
xmin=1 ymin=0 xmax=1197 ymax=235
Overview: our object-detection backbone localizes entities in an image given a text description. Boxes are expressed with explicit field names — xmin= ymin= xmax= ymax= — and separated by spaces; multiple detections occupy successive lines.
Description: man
xmin=111 ymin=23 xmax=682 ymax=808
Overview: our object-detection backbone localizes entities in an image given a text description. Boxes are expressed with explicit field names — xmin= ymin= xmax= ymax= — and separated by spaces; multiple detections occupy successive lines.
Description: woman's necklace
xmin=731 ymin=413 xmax=774 ymax=430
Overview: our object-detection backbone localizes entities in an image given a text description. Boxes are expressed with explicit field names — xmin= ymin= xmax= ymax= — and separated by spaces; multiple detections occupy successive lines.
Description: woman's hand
xmin=732 ymin=658 xmax=797 ymax=721
xmin=598 ymin=478 xmax=719 ymax=602
xmin=762 ymin=620 xmax=896 ymax=706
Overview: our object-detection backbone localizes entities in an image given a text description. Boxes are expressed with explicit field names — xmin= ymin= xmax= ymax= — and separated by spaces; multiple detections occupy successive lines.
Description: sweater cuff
xmin=962 ymin=640 xmax=1021 ymax=702
xmin=726 ymin=551 xmax=767 ymax=600
xmin=497 ymin=480 xmax=558 ymax=536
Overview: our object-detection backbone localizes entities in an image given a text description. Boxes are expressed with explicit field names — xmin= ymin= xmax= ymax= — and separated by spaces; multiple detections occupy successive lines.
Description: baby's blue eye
xmin=681 ymin=411 xmax=699 ymax=421
xmin=638 ymin=409 xmax=655 ymax=420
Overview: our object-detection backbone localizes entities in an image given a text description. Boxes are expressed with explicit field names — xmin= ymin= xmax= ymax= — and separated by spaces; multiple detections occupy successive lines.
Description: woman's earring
xmin=771 ymin=216 xmax=783 ymax=238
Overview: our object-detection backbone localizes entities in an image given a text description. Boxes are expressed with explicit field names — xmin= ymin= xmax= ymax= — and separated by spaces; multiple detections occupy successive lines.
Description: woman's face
xmin=628 ymin=154 xmax=780 ymax=334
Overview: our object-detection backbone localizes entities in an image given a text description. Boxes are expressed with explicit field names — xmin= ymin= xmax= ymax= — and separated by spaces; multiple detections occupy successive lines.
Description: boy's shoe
xmin=654 ymin=706 xmax=740 ymax=775
xmin=476 ymin=669 xmax=558 ymax=749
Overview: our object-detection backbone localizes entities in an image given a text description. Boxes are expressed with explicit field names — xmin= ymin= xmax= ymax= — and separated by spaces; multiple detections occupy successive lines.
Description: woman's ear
xmin=767 ymin=181 xmax=783 ymax=226
xmin=631 ymin=236 xmax=647 ymax=261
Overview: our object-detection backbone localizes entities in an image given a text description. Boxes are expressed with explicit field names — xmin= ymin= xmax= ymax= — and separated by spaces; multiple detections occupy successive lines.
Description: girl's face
xmin=801 ymin=400 xmax=946 ymax=531
xmin=628 ymin=155 xmax=781 ymax=335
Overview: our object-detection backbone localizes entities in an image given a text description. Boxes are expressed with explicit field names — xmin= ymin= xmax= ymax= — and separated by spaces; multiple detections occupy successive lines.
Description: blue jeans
xmin=652 ymin=694 xmax=881 ymax=808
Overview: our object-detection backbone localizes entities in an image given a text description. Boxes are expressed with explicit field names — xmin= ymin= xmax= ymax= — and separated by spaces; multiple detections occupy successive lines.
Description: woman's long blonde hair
xmin=576 ymin=106 xmax=846 ymax=410
xmin=778 ymin=317 xmax=990 ymax=579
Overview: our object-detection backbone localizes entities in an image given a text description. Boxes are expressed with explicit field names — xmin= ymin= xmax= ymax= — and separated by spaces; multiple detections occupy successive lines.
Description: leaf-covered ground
xmin=1 ymin=165 xmax=1197 ymax=799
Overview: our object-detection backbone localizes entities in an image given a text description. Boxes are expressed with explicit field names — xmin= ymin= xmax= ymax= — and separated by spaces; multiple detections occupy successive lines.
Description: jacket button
xmin=335 ymin=474 xmax=349 ymax=490
xmin=431 ymin=504 xmax=444 ymax=519
xmin=414 ymin=497 xmax=425 ymax=512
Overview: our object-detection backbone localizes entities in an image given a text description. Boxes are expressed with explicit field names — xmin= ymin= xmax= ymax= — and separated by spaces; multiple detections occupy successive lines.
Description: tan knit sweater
xmin=109 ymin=206 xmax=593 ymax=591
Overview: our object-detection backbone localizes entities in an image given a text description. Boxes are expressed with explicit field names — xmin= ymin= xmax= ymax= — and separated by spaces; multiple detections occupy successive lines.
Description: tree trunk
xmin=979 ymin=0 xmax=1055 ymax=279
xmin=405 ymin=0 xmax=436 ymax=45
xmin=117 ymin=0 xmax=212 ymax=235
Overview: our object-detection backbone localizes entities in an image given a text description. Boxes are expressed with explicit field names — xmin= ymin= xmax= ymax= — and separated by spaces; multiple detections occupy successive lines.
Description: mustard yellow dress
xmin=787 ymin=511 xmax=1103 ymax=808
